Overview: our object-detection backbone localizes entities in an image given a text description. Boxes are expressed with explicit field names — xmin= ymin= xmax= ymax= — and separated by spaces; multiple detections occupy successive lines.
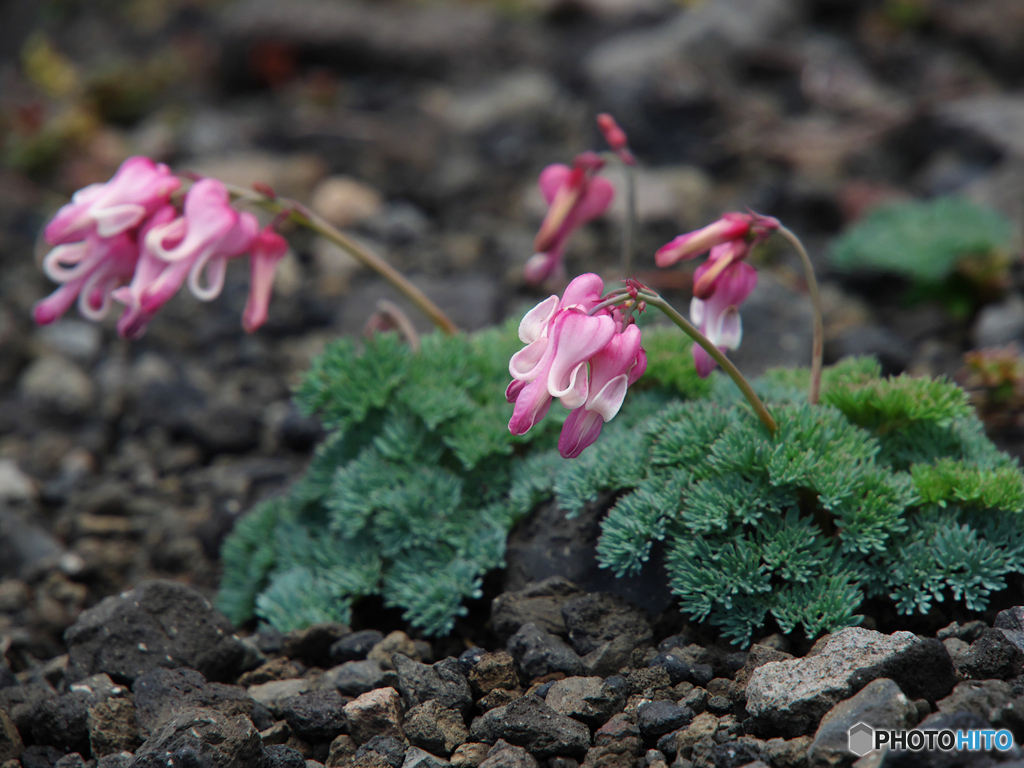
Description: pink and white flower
xmin=242 ymin=226 xmax=290 ymax=333
xmin=525 ymin=153 xmax=615 ymax=285
xmin=690 ymin=260 xmax=758 ymax=378
xmin=507 ymin=273 xmax=645 ymax=457
xmin=44 ymin=156 xmax=180 ymax=245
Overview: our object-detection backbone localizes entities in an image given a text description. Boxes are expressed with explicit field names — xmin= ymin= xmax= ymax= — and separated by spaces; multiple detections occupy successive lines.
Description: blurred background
xmin=2 ymin=0 xmax=1024 ymax=662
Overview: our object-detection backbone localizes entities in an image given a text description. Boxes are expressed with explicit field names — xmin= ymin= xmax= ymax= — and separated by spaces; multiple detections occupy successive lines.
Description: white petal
xmin=509 ymin=337 xmax=549 ymax=381
xmin=519 ymin=295 xmax=559 ymax=343
xmin=552 ymin=361 xmax=589 ymax=408
xmin=690 ymin=297 xmax=705 ymax=327
xmin=93 ymin=204 xmax=147 ymax=237
xmin=586 ymin=373 xmax=630 ymax=422
xmin=717 ymin=307 xmax=743 ymax=350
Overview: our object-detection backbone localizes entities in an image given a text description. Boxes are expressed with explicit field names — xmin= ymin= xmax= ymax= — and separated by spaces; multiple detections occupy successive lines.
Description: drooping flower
xmin=33 ymin=231 xmax=140 ymax=326
xmin=596 ymin=113 xmax=636 ymax=166
xmin=242 ymin=226 xmax=289 ymax=333
xmin=558 ymin=322 xmax=647 ymax=458
xmin=690 ymin=260 xmax=758 ymax=378
xmin=525 ymin=153 xmax=615 ymax=285
xmin=138 ymin=178 xmax=260 ymax=314
xmin=507 ymin=273 xmax=645 ymax=457
xmin=656 ymin=212 xmax=778 ymax=377
xmin=44 ymin=156 xmax=180 ymax=245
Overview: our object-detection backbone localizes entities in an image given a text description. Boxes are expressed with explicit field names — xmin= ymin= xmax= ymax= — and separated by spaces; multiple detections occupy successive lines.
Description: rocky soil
xmin=4 ymin=0 xmax=1024 ymax=765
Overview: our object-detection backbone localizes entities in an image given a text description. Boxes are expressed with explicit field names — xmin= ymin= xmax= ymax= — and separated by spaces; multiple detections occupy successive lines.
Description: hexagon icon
xmin=848 ymin=722 xmax=875 ymax=756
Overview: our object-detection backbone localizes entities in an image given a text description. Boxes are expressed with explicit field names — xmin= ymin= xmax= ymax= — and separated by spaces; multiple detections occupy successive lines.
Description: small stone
xmin=545 ymin=676 xmax=624 ymax=727
xmin=323 ymin=660 xmax=389 ymax=697
xmin=311 ymin=177 xmax=384 ymax=229
xmin=471 ymin=696 xmax=590 ymax=758
xmin=369 ymin=632 xmax=420 ymax=670
xmin=468 ymin=653 xmax=520 ymax=697
xmin=267 ymin=744 xmax=308 ymax=768
xmin=960 ymin=628 xmax=1024 ymax=680
xmin=0 ymin=708 xmax=22 ymax=763
xmin=281 ymin=689 xmax=348 ymax=742
xmin=733 ymin=645 xmax=794 ymax=688
xmin=133 ymin=667 xmax=257 ymax=738
xmin=129 ymin=707 xmax=267 ymax=768
xmin=405 ymin=700 xmax=470 ymax=756
xmin=562 ymin=593 xmax=653 ymax=657
xmin=649 ymin=654 xmax=691 ymax=686
xmin=638 ymin=701 xmax=694 ymax=738
xmin=87 ymin=697 xmax=141 ymax=757
xmin=394 ymin=655 xmax=472 ymax=714
xmin=477 ymin=688 xmax=522 ymax=712
xmin=807 ymin=678 xmax=916 ymax=768
xmin=19 ymin=356 xmax=95 ymax=415
xmin=627 ymin=667 xmax=672 ymax=697
xmin=711 ymin=738 xmax=764 ymax=768
xmin=344 ymin=687 xmax=404 ymax=745
xmin=327 ymin=734 xmax=358 ymax=768
xmin=972 ymin=294 xmax=1024 ymax=348
xmin=250 ymin=679 xmax=313 ymax=716
xmin=332 ymin=631 xmax=386 ymax=665
xmin=450 ymin=742 xmax=489 ymax=768
xmin=506 ymin=623 xmax=584 ymax=679
xmin=0 ymin=461 xmax=37 ymax=503
xmin=477 ymin=741 xmax=538 ymax=768
xmin=356 ymin=735 xmax=407 ymax=768
xmin=239 ymin=658 xmax=307 ymax=687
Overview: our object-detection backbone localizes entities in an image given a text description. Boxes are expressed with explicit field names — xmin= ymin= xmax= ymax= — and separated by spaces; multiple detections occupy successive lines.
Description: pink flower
xmin=525 ymin=153 xmax=615 ymax=285
xmin=559 ymin=322 xmax=647 ymax=458
xmin=656 ymin=212 xmax=778 ymax=377
xmin=138 ymin=178 xmax=259 ymax=314
xmin=596 ymin=113 xmax=636 ymax=166
xmin=242 ymin=226 xmax=289 ymax=333
xmin=45 ymin=156 xmax=180 ymax=245
xmin=507 ymin=273 xmax=645 ymax=457
xmin=109 ymin=205 xmax=178 ymax=339
xmin=690 ymin=261 xmax=757 ymax=378
xmin=33 ymin=232 xmax=140 ymax=325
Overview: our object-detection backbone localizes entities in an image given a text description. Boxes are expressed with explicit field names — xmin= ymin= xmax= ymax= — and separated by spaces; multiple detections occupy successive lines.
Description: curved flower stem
xmin=222 ymin=182 xmax=459 ymax=336
xmin=776 ymin=225 xmax=823 ymax=405
xmin=638 ymin=289 xmax=777 ymax=436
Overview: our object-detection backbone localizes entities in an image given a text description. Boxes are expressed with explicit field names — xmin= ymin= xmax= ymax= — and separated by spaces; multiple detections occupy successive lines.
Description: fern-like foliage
xmin=555 ymin=366 xmax=1024 ymax=647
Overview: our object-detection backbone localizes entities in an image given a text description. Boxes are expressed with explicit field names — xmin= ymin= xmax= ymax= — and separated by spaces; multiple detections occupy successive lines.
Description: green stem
xmin=776 ymin=225 xmax=823 ymax=405
xmin=639 ymin=290 xmax=777 ymax=435
xmin=222 ymin=182 xmax=459 ymax=336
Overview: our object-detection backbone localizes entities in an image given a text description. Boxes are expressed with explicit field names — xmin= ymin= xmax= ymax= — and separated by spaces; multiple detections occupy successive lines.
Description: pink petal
xmin=546 ymin=312 xmax=615 ymax=398
xmin=508 ymin=378 xmax=553 ymax=435
xmin=242 ymin=227 xmax=289 ymax=333
xmin=518 ymin=295 xmax=559 ymax=343
xmin=556 ymin=361 xmax=590 ymax=410
xmin=559 ymin=273 xmax=605 ymax=311
xmin=509 ymin=336 xmax=551 ymax=382
xmin=538 ymin=164 xmax=572 ymax=205
xmin=692 ymin=343 xmax=717 ymax=378
xmin=505 ymin=379 xmax=526 ymax=404
xmin=558 ymin=407 xmax=605 ymax=458
xmin=572 ymin=176 xmax=615 ymax=223
xmin=655 ymin=214 xmax=751 ymax=268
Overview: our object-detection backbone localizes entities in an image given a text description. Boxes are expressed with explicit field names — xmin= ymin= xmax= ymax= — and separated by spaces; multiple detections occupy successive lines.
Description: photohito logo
xmin=847 ymin=722 xmax=1015 ymax=756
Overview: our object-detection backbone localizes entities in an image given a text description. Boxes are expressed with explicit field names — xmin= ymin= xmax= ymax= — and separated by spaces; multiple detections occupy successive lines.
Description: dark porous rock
xmin=887 ymin=710 xmax=1000 ymax=768
xmin=32 ymin=674 xmax=127 ymax=755
xmin=88 ymin=696 xmax=142 ymax=757
xmin=355 ymin=734 xmax=407 ymax=768
xmin=281 ymin=689 xmax=348 ymax=742
xmin=961 ymin=628 xmax=1024 ymax=680
xmin=331 ymin=631 xmax=386 ymax=665
xmin=638 ymin=700 xmax=693 ymax=738
xmin=394 ymin=655 xmax=472 ymax=715
xmin=545 ymin=676 xmax=625 ymax=727
xmin=53 ymin=755 xmax=88 ymax=768
xmin=468 ymin=652 xmax=520 ymax=697
xmin=478 ymin=740 xmax=538 ymax=768
xmin=449 ymin=742 xmax=488 ymax=768
xmin=96 ymin=753 xmax=134 ymax=768
xmin=506 ymin=623 xmax=584 ymax=679
xmin=471 ymin=695 xmax=590 ymax=757
xmin=323 ymin=660 xmax=390 ymax=697
xmin=849 ymin=637 xmax=956 ymax=704
xmin=133 ymin=667 xmax=256 ymax=738
xmin=477 ymin=688 xmax=522 ymax=713
xmin=0 ymin=707 xmax=23 ymax=763
xmin=562 ymin=593 xmax=652 ymax=658
xmin=712 ymin=738 xmax=764 ymax=768
xmin=996 ymin=606 xmax=1024 ymax=652
xmin=282 ymin=623 xmax=352 ymax=669
xmin=937 ymin=620 xmax=988 ymax=643
xmin=239 ymin=658 xmax=307 ymax=687
xmin=327 ymin=734 xmax=358 ymax=767
xmin=0 ymin=681 xmax=57 ymax=741
xmin=688 ymin=665 xmax=714 ymax=688
xmin=128 ymin=706 xmax=267 ymax=768
xmin=267 ymin=744 xmax=307 ymax=768
xmin=581 ymin=714 xmax=643 ymax=768
xmin=745 ymin=628 xmax=926 ymax=738
xmin=402 ymin=745 xmax=453 ymax=768
xmin=733 ymin=645 xmax=794 ymax=688
xmin=0 ymin=663 xmax=16 ymax=690
xmin=457 ymin=648 xmax=487 ymax=677
xmin=405 ymin=699 xmax=469 ymax=756
xmin=64 ymin=580 xmax=246 ymax=685
xmin=807 ymin=678 xmax=917 ymax=768
xmin=648 ymin=653 xmax=691 ymax=686
xmin=490 ymin=578 xmax=583 ymax=642
xmin=762 ymin=736 xmax=811 ymax=768
xmin=936 ymin=680 xmax=1024 ymax=736
xmin=627 ymin=667 xmax=672 ymax=698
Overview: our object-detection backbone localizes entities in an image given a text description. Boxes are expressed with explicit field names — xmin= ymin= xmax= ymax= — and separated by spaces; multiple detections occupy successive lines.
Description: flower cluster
xmin=525 ymin=152 xmax=615 ymax=285
xmin=507 ymin=274 xmax=646 ymax=458
xmin=656 ymin=212 xmax=779 ymax=377
xmin=34 ymin=156 xmax=288 ymax=339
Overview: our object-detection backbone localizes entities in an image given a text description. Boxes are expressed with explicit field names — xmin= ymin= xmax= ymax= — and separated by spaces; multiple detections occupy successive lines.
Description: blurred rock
xmin=937 ymin=94 xmax=1024 ymax=158
xmin=425 ymin=70 xmax=559 ymax=134
xmin=972 ymin=293 xmax=1024 ymax=348
xmin=311 ymin=176 xmax=384 ymax=229
xmin=19 ymin=356 xmax=95 ymax=416
xmin=34 ymin=321 xmax=102 ymax=364
xmin=190 ymin=152 xmax=326 ymax=200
